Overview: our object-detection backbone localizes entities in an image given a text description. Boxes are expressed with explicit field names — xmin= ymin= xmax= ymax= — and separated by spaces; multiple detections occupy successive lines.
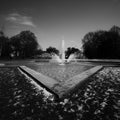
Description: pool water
xmin=27 ymin=63 xmax=93 ymax=82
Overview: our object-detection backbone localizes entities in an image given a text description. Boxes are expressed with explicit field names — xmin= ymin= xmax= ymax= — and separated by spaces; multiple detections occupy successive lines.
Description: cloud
xmin=6 ymin=13 xmax=36 ymax=27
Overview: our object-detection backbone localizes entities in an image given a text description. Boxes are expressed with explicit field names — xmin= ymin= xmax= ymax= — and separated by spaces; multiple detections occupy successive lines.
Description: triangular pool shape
xmin=19 ymin=64 xmax=103 ymax=99
xmin=26 ymin=63 xmax=93 ymax=82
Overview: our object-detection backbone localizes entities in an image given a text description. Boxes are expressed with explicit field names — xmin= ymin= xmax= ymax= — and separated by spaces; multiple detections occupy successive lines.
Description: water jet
xmin=51 ymin=39 xmax=76 ymax=64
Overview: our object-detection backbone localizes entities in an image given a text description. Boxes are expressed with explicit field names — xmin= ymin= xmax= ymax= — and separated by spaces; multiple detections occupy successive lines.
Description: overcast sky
xmin=0 ymin=0 xmax=120 ymax=50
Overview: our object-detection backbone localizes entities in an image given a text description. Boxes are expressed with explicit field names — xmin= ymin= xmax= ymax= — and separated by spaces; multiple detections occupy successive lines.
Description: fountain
xmin=59 ymin=39 xmax=66 ymax=65
xmin=51 ymin=39 xmax=76 ymax=64
xmin=67 ymin=54 xmax=76 ymax=63
xmin=22 ymin=38 xmax=97 ymax=99
xmin=51 ymin=54 xmax=63 ymax=63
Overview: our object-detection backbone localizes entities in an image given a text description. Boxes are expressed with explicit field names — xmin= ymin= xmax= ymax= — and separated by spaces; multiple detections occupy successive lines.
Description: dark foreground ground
xmin=0 ymin=67 xmax=120 ymax=120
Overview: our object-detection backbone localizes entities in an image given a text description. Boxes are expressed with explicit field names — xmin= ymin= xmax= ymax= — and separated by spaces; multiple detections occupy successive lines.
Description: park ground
xmin=0 ymin=60 xmax=120 ymax=120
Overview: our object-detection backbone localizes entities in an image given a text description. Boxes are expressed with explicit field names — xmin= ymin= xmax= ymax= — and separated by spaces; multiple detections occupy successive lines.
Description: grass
xmin=0 ymin=67 xmax=120 ymax=120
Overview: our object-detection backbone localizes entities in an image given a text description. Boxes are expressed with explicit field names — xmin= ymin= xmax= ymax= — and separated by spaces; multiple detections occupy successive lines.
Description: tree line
xmin=46 ymin=46 xmax=82 ymax=59
xmin=0 ymin=30 xmax=43 ymax=59
xmin=1 ymin=25 xmax=119 ymax=60
xmin=46 ymin=25 xmax=120 ymax=59
xmin=82 ymin=25 xmax=120 ymax=59
xmin=0 ymin=30 xmax=82 ymax=59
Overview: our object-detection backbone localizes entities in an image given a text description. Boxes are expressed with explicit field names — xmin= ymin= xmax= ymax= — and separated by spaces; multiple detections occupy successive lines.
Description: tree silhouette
xmin=0 ymin=31 xmax=11 ymax=59
xmin=82 ymin=27 xmax=120 ymax=59
xmin=110 ymin=25 xmax=120 ymax=35
xmin=82 ymin=30 xmax=105 ymax=58
xmin=65 ymin=47 xmax=81 ymax=59
xmin=46 ymin=46 xmax=59 ymax=55
xmin=10 ymin=30 xmax=39 ymax=58
xmin=10 ymin=35 xmax=21 ymax=58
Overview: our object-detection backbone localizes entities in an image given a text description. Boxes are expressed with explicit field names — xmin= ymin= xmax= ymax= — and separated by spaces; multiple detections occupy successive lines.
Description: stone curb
xmin=19 ymin=65 xmax=103 ymax=99
xmin=19 ymin=66 xmax=59 ymax=98
xmin=54 ymin=66 xmax=103 ymax=98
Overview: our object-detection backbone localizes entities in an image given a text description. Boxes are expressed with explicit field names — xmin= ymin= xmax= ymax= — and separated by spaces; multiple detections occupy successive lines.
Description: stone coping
xmin=54 ymin=66 xmax=103 ymax=98
xmin=19 ymin=66 xmax=59 ymax=98
xmin=19 ymin=65 xmax=103 ymax=99
xmin=77 ymin=59 xmax=120 ymax=63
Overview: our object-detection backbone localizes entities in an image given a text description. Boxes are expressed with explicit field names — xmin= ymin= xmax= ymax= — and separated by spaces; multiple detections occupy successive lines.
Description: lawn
xmin=0 ymin=67 xmax=120 ymax=120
